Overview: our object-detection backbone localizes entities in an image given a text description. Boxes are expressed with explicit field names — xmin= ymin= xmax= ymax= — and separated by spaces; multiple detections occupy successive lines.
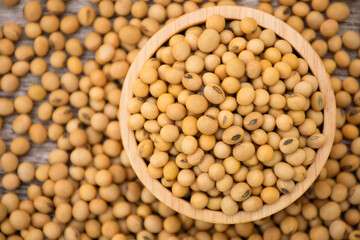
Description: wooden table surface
xmin=0 ymin=0 xmax=359 ymax=200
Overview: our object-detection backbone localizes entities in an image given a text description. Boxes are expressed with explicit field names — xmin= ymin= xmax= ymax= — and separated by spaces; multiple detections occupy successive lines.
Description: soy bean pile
xmin=128 ymin=15 xmax=327 ymax=215
xmin=0 ymin=0 xmax=359 ymax=239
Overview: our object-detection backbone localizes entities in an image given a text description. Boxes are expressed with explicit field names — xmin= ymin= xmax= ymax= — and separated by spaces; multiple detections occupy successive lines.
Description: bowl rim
xmin=119 ymin=6 xmax=336 ymax=224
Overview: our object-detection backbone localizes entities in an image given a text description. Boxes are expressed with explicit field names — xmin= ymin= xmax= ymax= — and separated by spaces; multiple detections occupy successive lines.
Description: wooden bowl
xmin=119 ymin=6 xmax=336 ymax=224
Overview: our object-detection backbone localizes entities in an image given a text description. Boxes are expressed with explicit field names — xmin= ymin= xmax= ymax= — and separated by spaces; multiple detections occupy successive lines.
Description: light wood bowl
xmin=119 ymin=6 xmax=336 ymax=224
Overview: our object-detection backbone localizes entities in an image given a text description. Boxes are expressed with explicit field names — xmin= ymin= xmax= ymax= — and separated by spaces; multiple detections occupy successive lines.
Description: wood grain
xmin=0 ymin=0 xmax=99 ymax=198
xmin=0 ymin=0 xmax=358 ymax=222
xmin=120 ymin=6 xmax=336 ymax=224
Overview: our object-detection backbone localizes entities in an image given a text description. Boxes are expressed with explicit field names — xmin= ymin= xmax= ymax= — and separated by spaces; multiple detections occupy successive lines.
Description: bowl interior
xmin=119 ymin=6 xmax=336 ymax=224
